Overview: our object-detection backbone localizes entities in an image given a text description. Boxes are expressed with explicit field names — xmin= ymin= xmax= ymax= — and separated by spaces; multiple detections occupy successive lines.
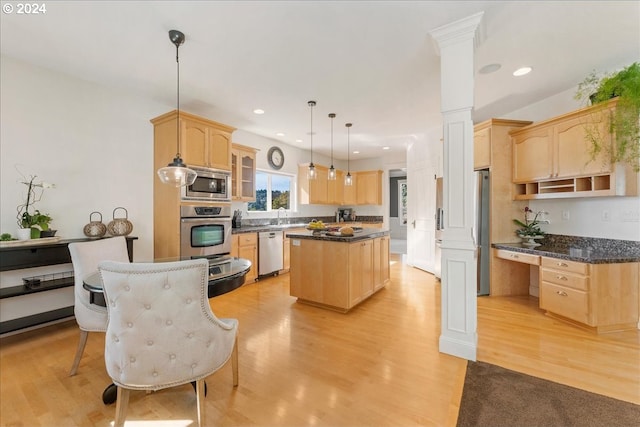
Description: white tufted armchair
xmin=98 ymin=258 xmax=239 ymax=427
xmin=68 ymin=236 xmax=131 ymax=376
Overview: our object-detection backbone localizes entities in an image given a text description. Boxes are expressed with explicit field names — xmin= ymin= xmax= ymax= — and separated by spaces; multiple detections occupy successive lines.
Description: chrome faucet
xmin=277 ymin=207 xmax=286 ymax=225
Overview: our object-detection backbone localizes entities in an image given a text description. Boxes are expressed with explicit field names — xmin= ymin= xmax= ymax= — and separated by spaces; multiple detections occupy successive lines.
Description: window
xmin=398 ymin=179 xmax=407 ymax=225
xmin=248 ymin=170 xmax=294 ymax=212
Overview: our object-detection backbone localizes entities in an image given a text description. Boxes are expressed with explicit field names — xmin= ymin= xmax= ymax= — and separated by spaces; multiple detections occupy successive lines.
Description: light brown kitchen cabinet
xmin=289 ymin=235 xmax=389 ymax=312
xmin=356 ymin=170 xmax=383 ymax=205
xmin=298 ymin=165 xmax=382 ymax=206
xmin=298 ymin=164 xmax=329 ymax=204
xmin=151 ymin=110 xmax=234 ymax=171
xmin=349 ymin=239 xmax=374 ymax=306
xmin=511 ymin=110 xmax=611 ymax=182
xmin=282 ymin=227 xmax=306 ymax=273
xmin=474 ymin=126 xmax=492 ymax=170
xmin=233 ymin=233 xmax=257 ymax=284
xmin=230 ymin=234 xmax=239 ymax=258
xmin=151 ymin=110 xmax=235 ymax=259
xmin=231 ymin=143 xmax=256 ymax=201
xmin=282 ymin=234 xmax=290 ymax=273
xmin=539 ymin=257 xmax=639 ymax=333
xmin=373 ymin=236 xmax=390 ymax=291
xmin=511 ymin=99 xmax=637 ymax=199
xmin=342 ymin=172 xmax=357 ymax=205
xmin=327 ymin=169 xmax=344 ymax=205
xmin=512 ymin=126 xmax=554 ymax=182
xmin=472 ymin=119 xmax=532 ymax=296
xmin=290 ymin=239 xmax=348 ymax=308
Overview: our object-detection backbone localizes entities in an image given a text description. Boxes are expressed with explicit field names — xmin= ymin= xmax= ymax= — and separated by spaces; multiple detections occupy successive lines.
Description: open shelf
xmin=0 ymin=271 xmax=74 ymax=299
xmin=514 ymin=173 xmax=623 ymax=200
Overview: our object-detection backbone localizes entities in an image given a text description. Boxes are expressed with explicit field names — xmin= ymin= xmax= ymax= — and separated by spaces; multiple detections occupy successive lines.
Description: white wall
xmin=1 ymin=55 xmax=166 ymax=261
xmin=505 ymin=85 xmax=640 ymax=241
xmin=1 ymin=54 xmax=402 ymax=256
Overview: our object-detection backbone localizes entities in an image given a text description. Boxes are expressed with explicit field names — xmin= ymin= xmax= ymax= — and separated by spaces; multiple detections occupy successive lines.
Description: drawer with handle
xmin=238 ymin=233 xmax=258 ymax=246
xmin=540 ymin=282 xmax=590 ymax=325
xmin=496 ymin=249 xmax=540 ymax=265
xmin=541 ymin=257 xmax=589 ymax=275
xmin=540 ymin=268 xmax=589 ymax=291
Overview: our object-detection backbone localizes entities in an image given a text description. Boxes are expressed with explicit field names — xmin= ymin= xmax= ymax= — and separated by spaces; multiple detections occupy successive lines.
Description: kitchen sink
xmin=269 ymin=223 xmax=307 ymax=229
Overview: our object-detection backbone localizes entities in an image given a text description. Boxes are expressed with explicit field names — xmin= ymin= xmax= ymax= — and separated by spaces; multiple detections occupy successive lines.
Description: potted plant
xmin=574 ymin=62 xmax=640 ymax=172
xmin=513 ymin=207 xmax=546 ymax=247
xmin=15 ymin=173 xmax=55 ymax=239
xmin=20 ymin=210 xmax=54 ymax=238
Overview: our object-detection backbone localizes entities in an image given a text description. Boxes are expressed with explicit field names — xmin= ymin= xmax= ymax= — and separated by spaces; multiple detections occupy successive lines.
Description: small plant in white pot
xmin=513 ymin=207 xmax=546 ymax=247
xmin=15 ymin=172 xmax=55 ymax=239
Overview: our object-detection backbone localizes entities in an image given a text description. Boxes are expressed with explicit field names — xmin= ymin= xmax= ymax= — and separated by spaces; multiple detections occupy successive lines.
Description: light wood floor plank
xmin=1 ymin=254 xmax=638 ymax=426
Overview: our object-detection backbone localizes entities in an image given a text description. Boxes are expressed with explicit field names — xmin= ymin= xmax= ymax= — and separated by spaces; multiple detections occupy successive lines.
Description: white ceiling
xmin=1 ymin=1 xmax=638 ymax=161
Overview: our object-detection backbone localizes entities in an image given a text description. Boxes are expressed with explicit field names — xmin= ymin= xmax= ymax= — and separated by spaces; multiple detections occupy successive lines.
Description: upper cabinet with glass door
xmin=231 ymin=143 xmax=257 ymax=201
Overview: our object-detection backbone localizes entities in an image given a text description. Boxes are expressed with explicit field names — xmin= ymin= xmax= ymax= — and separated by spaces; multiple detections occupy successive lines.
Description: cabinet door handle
xmin=556 ymin=275 xmax=568 ymax=281
xmin=557 ymin=262 xmax=568 ymax=267
xmin=556 ymin=290 xmax=568 ymax=297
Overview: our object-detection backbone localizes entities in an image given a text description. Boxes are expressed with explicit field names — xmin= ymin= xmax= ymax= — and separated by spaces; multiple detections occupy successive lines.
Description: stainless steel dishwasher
xmin=258 ymin=230 xmax=283 ymax=276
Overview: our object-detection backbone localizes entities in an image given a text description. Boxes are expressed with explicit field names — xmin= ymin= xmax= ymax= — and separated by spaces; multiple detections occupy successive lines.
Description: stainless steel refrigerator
xmin=475 ymin=169 xmax=490 ymax=295
xmin=433 ymin=172 xmax=490 ymax=295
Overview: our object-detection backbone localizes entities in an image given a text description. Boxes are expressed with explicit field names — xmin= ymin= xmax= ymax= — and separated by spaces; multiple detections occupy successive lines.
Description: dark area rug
xmin=457 ymin=361 xmax=640 ymax=427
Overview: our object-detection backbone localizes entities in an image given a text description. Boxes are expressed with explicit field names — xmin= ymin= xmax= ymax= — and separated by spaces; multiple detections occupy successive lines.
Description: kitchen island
xmin=286 ymin=229 xmax=390 ymax=312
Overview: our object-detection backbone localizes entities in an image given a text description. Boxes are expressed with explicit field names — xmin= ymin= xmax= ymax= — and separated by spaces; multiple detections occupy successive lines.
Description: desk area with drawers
xmin=492 ymin=235 xmax=640 ymax=333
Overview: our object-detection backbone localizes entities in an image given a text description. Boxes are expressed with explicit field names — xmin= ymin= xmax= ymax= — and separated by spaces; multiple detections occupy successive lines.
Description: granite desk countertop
xmin=492 ymin=235 xmax=640 ymax=264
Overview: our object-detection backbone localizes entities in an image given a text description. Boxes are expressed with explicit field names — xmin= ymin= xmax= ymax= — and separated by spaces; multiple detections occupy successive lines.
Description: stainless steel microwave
xmin=181 ymin=167 xmax=231 ymax=201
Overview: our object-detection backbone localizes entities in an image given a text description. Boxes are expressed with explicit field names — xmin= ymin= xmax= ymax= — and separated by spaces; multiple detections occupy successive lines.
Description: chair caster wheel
xmin=102 ymin=384 xmax=118 ymax=405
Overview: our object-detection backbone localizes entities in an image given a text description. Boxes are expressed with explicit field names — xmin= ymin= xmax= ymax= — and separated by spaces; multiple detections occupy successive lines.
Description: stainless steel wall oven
xmin=180 ymin=205 xmax=232 ymax=259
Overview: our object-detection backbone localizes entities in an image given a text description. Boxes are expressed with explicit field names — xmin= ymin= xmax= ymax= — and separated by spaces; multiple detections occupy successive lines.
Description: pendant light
xmin=307 ymin=100 xmax=317 ymax=180
xmin=157 ymin=30 xmax=197 ymax=187
xmin=328 ymin=113 xmax=337 ymax=180
xmin=345 ymin=123 xmax=353 ymax=186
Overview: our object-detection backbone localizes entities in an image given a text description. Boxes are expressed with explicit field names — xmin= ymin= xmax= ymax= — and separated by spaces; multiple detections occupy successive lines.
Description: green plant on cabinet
xmin=575 ymin=62 xmax=640 ymax=172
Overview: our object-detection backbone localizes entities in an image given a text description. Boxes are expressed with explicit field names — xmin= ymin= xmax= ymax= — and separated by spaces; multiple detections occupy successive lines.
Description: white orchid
xmin=15 ymin=172 xmax=55 ymax=229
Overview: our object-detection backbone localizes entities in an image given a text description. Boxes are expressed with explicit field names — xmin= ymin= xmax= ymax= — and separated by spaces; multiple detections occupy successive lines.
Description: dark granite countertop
xmin=231 ymin=221 xmax=381 ymax=235
xmin=492 ymin=235 xmax=640 ymax=264
xmin=285 ymin=228 xmax=389 ymax=242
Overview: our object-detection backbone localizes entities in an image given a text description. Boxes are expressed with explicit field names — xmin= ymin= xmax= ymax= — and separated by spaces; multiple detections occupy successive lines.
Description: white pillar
xmin=429 ymin=12 xmax=484 ymax=361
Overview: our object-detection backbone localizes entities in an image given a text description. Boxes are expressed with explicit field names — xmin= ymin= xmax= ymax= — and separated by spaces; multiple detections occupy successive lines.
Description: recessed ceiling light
xmin=382 ymin=146 xmax=390 ymax=150
xmin=353 ymin=151 xmax=360 ymax=154
xmin=295 ymin=139 xmax=303 ymax=143
xmin=479 ymin=63 xmax=501 ymax=74
xmin=276 ymin=132 xmax=285 ymax=137
xmin=513 ymin=66 xmax=532 ymax=77
xmin=253 ymin=109 xmax=265 ymax=115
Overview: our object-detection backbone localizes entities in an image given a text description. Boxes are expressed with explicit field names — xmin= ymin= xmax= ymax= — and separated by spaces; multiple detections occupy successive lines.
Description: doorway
xmin=389 ymin=169 xmax=407 ymax=255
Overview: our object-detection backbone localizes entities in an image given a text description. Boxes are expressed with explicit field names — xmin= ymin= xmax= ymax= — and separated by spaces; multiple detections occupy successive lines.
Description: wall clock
xmin=267 ymin=146 xmax=285 ymax=170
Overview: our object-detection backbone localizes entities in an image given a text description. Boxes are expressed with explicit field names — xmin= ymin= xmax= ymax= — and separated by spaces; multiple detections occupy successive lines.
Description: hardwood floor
xmin=1 ymin=254 xmax=638 ymax=426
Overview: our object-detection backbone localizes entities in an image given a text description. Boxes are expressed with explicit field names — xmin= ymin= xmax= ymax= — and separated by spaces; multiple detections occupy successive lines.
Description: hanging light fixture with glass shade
xmin=345 ymin=123 xmax=353 ymax=186
xmin=157 ymin=29 xmax=197 ymax=187
xmin=307 ymin=100 xmax=317 ymax=180
xmin=328 ymin=113 xmax=337 ymax=180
